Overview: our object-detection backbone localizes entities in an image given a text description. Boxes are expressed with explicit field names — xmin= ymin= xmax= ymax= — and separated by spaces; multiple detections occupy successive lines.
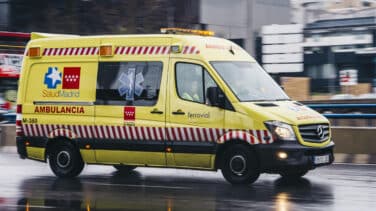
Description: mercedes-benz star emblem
xmin=316 ymin=125 xmax=324 ymax=139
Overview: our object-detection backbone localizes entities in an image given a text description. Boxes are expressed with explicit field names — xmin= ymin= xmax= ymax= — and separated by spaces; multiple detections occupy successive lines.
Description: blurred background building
xmin=261 ymin=0 xmax=376 ymax=96
xmin=260 ymin=24 xmax=304 ymax=74
xmin=291 ymin=0 xmax=376 ymax=24
xmin=0 ymin=0 xmax=376 ymax=97
xmin=0 ymin=0 xmax=290 ymax=55
xmin=200 ymin=0 xmax=290 ymax=55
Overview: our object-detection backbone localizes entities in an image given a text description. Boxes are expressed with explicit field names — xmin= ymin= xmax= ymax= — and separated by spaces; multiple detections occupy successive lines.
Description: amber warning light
xmin=100 ymin=45 xmax=113 ymax=56
xmin=28 ymin=47 xmax=41 ymax=57
xmin=161 ymin=28 xmax=215 ymax=36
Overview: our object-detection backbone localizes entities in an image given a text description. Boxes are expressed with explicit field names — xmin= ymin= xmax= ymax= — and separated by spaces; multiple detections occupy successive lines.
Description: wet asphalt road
xmin=0 ymin=151 xmax=375 ymax=211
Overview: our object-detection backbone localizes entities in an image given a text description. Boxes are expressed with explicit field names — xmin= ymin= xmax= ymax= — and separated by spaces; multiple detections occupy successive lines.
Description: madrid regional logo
xmin=44 ymin=67 xmax=81 ymax=89
xmin=44 ymin=67 xmax=62 ymax=89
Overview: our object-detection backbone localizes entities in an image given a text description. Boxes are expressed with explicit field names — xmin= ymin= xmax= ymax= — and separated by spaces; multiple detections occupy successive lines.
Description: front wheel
xmin=49 ymin=141 xmax=84 ymax=178
xmin=221 ymin=144 xmax=260 ymax=185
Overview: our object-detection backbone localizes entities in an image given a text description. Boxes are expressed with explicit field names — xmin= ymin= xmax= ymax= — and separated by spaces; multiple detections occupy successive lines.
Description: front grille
xmin=298 ymin=124 xmax=330 ymax=143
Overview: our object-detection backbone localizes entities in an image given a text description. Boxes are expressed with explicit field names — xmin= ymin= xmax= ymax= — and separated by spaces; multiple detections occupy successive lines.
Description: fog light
xmin=277 ymin=152 xmax=288 ymax=159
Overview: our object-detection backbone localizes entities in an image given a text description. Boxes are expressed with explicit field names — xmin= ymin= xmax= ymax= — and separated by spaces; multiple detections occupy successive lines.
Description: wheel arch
xmin=215 ymin=139 xmax=256 ymax=170
xmin=45 ymin=136 xmax=80 ymax=161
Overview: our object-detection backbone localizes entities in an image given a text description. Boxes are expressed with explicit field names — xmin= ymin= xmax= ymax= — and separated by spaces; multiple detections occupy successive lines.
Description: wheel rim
xmin=230 ymin=155 xmax=247 ymax=176
xmin=57 ymin=151 xmax=71 ymax=168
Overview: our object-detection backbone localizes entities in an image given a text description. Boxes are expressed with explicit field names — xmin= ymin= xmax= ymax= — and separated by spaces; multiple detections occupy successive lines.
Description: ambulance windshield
xmin=211 ymin=61 xmax=289 ymax=102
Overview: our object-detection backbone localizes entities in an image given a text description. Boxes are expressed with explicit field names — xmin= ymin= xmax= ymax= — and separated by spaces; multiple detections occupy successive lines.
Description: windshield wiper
xmin=243 ymin=99 xmax=269 ymax=102
xmin=275 ymin=98 xmax=291 ymax=101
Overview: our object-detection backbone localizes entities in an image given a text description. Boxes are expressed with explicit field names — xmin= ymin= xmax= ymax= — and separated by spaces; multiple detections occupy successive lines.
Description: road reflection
xmin=273 ymin=178 xmax=331 ymax=211
xmin=16 ymin=170 xmax=333 ymax=210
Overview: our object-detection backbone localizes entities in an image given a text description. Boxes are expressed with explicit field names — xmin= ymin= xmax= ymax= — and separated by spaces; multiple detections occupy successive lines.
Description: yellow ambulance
xmin=16 ymin=28 xmax=334 ymax=184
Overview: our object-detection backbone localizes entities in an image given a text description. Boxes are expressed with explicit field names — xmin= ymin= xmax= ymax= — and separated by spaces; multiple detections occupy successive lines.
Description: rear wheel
xmin=48 ymin=141 xmax=84 ymax=178
xmin=113 ymin=165 xmax=137 ymax=173
xmin=221 ymin=144 xmax=260 ymax=185
xmin=279 ymin=170 xmax=308 ymax=180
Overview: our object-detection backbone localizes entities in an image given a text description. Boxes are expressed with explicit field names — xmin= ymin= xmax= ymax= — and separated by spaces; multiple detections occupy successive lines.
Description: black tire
xmin=221 ymin=144 xmax=260 ymax=185
xmin=113 ymin=165 xmax=137 ymax=173
xmin=279 ymin=170 xmax=308 ymax=180
xmin=48 ymin=141 xmax=84 ymax=178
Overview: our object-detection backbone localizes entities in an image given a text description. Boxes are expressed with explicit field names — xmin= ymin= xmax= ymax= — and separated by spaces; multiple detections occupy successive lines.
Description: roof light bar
xmin=160 ymin=28 xmax=215 ymax=36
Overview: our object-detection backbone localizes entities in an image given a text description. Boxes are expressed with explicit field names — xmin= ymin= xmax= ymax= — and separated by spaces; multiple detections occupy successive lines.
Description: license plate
xmin=314 ymin=154 xmax=330 ymax=164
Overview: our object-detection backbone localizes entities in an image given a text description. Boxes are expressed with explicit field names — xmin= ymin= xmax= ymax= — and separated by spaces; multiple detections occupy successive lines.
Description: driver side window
xmin=175 ymin=62 xmax=218 ymax=105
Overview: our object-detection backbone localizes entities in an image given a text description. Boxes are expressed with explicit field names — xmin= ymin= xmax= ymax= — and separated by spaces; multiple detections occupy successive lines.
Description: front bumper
xmin=255 ymin=141 xmax=335 ymax=173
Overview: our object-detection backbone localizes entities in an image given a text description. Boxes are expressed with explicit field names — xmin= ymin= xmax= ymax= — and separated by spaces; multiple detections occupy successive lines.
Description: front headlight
xmin=264 ymin=121 xmax=296 ymax=141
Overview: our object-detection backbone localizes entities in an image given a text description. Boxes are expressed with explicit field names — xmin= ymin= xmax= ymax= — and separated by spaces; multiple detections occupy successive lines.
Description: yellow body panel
xmin=17 ymin=33 xmax=332 ymax=171
xmin=95 ymin=150 xmax=166 ymax=166
xmin=80 ymin=149 xmax=96 ymax=163
xmin=26 ymin=147 xmax=45 ymax=161
xmin=171 ymin=153 xmax=214 ymax=169
xmin=167 ymin=58 xmax=225 ymax=129
xmin=238 ymin=101 xmax=331 ymax=147
xmin=25 ymin=62 xmax=97 ymax=103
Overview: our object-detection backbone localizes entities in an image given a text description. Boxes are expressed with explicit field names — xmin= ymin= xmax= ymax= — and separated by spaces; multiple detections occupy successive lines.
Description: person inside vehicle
xmin=182 ymin=80 xmax=201 ymax=103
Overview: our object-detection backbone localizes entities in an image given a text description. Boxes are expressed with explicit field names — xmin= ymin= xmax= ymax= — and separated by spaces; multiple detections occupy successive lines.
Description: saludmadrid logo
xmin=42 ymin=90 xmax=80 ymax=97
xmin=42 ymin=67 xmax=81 ymax=98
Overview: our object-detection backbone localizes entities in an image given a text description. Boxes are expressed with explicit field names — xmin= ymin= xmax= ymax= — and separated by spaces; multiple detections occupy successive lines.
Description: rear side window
xmin=96 ymin=62 xmax=163 ymax=106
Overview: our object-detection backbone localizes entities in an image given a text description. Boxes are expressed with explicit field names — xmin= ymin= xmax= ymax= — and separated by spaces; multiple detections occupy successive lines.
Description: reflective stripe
xmin=40 ymin=47 xmax=99 ymax=56
xmin=20 ymin=124 xmax=273 ymax=144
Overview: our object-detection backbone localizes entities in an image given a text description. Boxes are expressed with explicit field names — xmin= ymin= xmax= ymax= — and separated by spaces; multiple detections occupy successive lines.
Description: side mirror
xmin=207 ymin=87 xmax=225 ymax=107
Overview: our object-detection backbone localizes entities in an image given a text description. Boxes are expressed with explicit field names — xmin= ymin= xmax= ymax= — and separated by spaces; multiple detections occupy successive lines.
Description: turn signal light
xmin=100 ymin=45 xmax=113 ymax=56
xmin=28 ymin=47 xmax=41 ymax=57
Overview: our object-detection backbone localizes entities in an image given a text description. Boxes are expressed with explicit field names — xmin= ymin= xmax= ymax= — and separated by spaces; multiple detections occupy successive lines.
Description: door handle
xmin=150 ymin=108 xmax=163 ymax=114
xmin=172 ymin=109 xmax=185 ymax=115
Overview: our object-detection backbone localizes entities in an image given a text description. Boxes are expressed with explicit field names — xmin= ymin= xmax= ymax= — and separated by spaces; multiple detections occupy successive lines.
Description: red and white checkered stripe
xmin=181 ymin=46 xmax=200 ymax=54
xmin=21 ymin=124 xmax=273 ymax=144
xmin=16 ymin=105 xmax=23 ymax=137
xmin=217 ymin=130 xmax=273 ymax=144
xmin=114 ymin=45 xmax=200 ymax=55
xmin=35 ymin=46 xmax=200 ymax=57
xmin=16 ymin=115 xmax=23 ymax=137
xmin=114 ymin=46 xmax=171 ymax=55
xmin=50 ymin=128 xmax=77 ymax=139
xmin=42 ymin=47 xmax=99 ymax=56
